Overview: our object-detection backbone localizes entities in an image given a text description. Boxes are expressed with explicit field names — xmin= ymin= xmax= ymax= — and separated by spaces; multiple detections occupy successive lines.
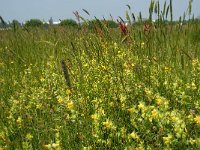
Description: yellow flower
xmin=191 ymin=82 xmax=197 ymax=90
xmin=141 ymin=42 xmax=145 ymax=49
xmin=91 ymin=114 xmax=98 ymax=121
xmin=138 ymin=102 xmax=145 ymax=110
xmin=151 ymin=109 xmax=158 ymax=119
xmin=120 ymin=127 xmax=126 ymax=138
xmin=57 ymin=96 xmax=64 ymax=104
xmin=102 ymin=119 xmax=115 ymax=130
xmin=109 ymin=102 xmax=114 ymax=107
xmin=16 ymin=117 xmax=22 ymax=124
xmin=192 ymin=59 xmax=199 ymax=67
xmin=43 ymin=143 xmax=60 ymax=149
xmin=189 ymin=138 xmax=196 ymax=145
xmin=26 ymin=133 xmax=33 ymax=140
xmin=129 ymin=132 xmax=139 ymax=140
xmin=163 ymin=134 xmax=172 ymax=144
xmin=66 ymin=89 xmax=72 ymax=95
xmin=43 ymin=144 xmax=51 ymax=149
xmin=156 ymin=98 xmax=162 ymax=105
xmin=128 ymin=108 xmax=135 ymax=113
xmin=164 ymin=66 xmax=171 ymax=73
xmin=36 ymin=103 xmax=42 ymax=109
xmin=0 ymin=132 xmax=5 ymax=141
xmin=120 ymin=94 xmax=126 ymax=103
xmin=67 ymin=101 xmax=74 ymax=110
xmin=52 ymin=143 xmax=60 ymax=148
xmin=101 ymin=65 xmax=107 ymax=71
xmin=91 ymin=99 xmax=97 ymax=103
xmin=144 ymin=88 xmax=152 ymax=96
xmin=194 ymin=116 xmax=200 ymax=125
xmin=40 ymin=77 xmax=45 ymax=82
xmin=83 ymin=146 xmax=92 ymax=150
xmin=114 ymin=42 xmax=118 ymax=49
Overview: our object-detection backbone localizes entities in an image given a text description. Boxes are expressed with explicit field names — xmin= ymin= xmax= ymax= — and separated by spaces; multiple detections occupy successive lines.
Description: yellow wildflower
xmin=120 ymin=127 xmax=126 ymax=138
xmin=138 ymin=102 xmax=145 ymax=110
xmin=191 ymin=82 xmax=197 ymax=90
xmin=67 ymin=101 xmax=74 ymax=110
xmin=91 ymin=98 xmax=98 ymax=104
xmin=57 ymin=96 xmax=64 ymax=104
xmin=43 ymin=144 xmax=51 ymax=149
xmin=156 ymin=98 xmax=162 ymax=105
xmin=189 ymin=138 xmax=196 ymax=145
xmin=91 ymin=114 xmax=98 ymax=121
xmin=144 ymin=88 xmax=152 ymax=96
xmin=194 ymin=116 xmax=200 ymax=125
xmin=114 ymin=42 xmax=118 ymax=49
xmin=101 ymin=65 xmax=107 ymax=71
xmin=164 ymin=66 xmax=171 ymax=73
xmin=83 ymin=146 xmax=92 ymax=150
xmin=40 ymin=77 xmax=45 ymax=82
xmin=16 ymin=117 xmax=22 ymax=124
xmin=102 ymin=119 xmax=115 ymax=130
xmin=141 ymin=42 xmax=145 ymax=49
xmin=36 ymin=103 xmax=42 ymax=109
xmin=66 ymin=89 xmax=72 ymax=95
xmin=151 ymin=109 xmax=158 ymax=119
xmin=26 ymin=133 xmax=33 ymax=140
xmin=43 ymin=143 xmax=60 ymax=149
xmin=163 ymin=134 xmax=172 ymax=144
xmin=52 ymin=143 xmax=60 ymax=148
xmin=128 ymin=108 xmax=135 ymax=113
xmin=129 ymin=132 xmax=139 ymax=140
xmin=192 ymin=59 xmax=199 ymax=67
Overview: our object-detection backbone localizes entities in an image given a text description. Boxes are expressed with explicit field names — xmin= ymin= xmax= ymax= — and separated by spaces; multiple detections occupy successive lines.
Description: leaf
xmin=166 ymin=5 xmax=170 ymax=19
xmin=118 ymin=16 xmax=125 ymax=23
xmin=126 ymin=11 xmax=131 ymax=24
xmin=132 ymin=13 xmax=136 ymax=22
xmin=82 ymin=9 xmax=90 ymax=16
xmin=0 ymin=16 xmax=6 ymax=26
xmin=121 ymin=35 xmax=129 ymax=43
xmin=126 ymin=4 xmax=131 ymax=10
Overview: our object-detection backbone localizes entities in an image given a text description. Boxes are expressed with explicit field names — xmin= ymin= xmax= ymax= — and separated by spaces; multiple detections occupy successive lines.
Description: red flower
xmin=117 ymin=19 xmax=128 ymax=35
xmin=144 ymin=21 xmax=151 ymax=33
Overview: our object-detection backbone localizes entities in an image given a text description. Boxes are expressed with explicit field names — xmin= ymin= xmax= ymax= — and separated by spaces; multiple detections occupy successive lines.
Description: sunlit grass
xmin=1 ymin=3 xmax=200 ymax=149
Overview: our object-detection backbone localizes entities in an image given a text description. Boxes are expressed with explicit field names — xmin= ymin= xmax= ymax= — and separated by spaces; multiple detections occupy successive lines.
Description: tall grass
xmin=0 ymin=1 xmax=200 ymax=149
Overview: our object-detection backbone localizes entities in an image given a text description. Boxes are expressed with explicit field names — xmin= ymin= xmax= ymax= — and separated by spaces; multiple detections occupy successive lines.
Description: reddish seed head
xmin=117 ymin=19 xmax=128 ymax=35
xmin=144 ymin=21 xmax=151 ymax=33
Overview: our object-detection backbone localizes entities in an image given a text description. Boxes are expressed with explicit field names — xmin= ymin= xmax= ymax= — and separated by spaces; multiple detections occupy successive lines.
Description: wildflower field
xmin=1 ymin=2 xmax=200 ymax=150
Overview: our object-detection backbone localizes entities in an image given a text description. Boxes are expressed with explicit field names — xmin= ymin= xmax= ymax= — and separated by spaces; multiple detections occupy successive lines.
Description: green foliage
xmin=105 ymin=20 xmax=118 ymax=28
xmin=24 ymin=19 xmax=43 ymax=27
xmin=1 ymin=21 xmax=200 ymax=149
xmin=1 ymin=1 xmax=200 ymax=149
xmin=60 ymin=19 xmax=78 ymax=27
xmin=11 ymin=20 xmax=21 ymax=31
xmin=191 ymin=28 xmax=200 ymax=44
xmin=85 ymin=19 xmax=118 ymax=30
xmin=12 ymin=20 xmax=21 ymax=26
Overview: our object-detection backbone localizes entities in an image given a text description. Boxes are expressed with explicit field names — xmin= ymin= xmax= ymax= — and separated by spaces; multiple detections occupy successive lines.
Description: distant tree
xmin=11 ymin=20 xmax=21 ymax=27
xmin=9 ymin=20 xmax=21 ymax=31
xmin=60 ymin=19 xmax=78 ymax=27
xmin=105 ymin=20 xmax=118 ymax=28
xmin=25 ymin=19 xmax=43 ymax=27
xmin=83 ymin=19 xmax=118 ymax=30
xmin=49 ymin=17 xmax=53 ymax=25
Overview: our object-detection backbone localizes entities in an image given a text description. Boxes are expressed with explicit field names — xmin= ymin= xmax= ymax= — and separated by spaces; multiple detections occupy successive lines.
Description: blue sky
xmin=0 ymin=0 xmax=199 ymax=23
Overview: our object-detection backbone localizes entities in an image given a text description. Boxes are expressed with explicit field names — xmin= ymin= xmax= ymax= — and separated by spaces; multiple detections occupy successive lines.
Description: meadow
xmin=1 ymin=3 xmax=200 ymax=150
